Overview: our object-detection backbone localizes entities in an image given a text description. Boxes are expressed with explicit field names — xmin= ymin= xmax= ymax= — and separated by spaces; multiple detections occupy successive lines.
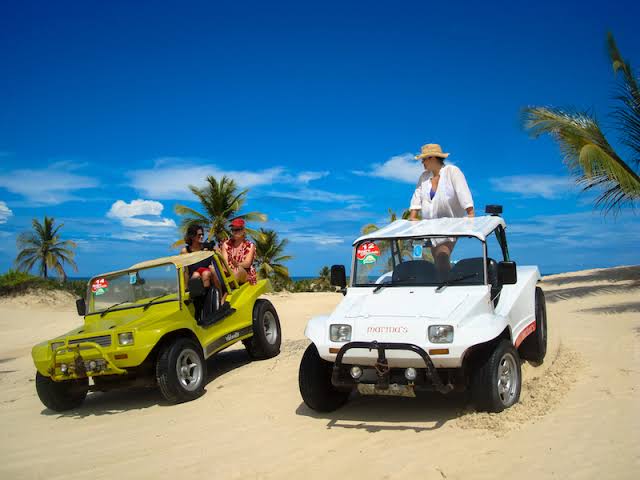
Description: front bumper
xmin=332 ymin=341 xmax=453 ymax=394
xmin=45 ymin=342 xmax=128 ymax=381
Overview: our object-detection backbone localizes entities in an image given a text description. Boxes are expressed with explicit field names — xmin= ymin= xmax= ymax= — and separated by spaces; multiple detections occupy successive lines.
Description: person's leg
xmin=200 ymin=269 xmax=212 ymax=288
xmin=432 ymin=242 xmax=454 ymax=280
xmin=234 ymin=266 xmax=248 ymax=284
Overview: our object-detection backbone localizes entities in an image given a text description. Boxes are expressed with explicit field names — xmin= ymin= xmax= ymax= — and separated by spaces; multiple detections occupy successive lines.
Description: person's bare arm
xmin=180 ymin=247 xmax=188 ymax=254
xmin=239 ymin=244 xmax=256 ymax=269
xmin=220 ymin=242 xmax=232 ymax=266
xmin=409 ymin=209 xmax=420 ymax=220
xmin=466 ymin=206 xmax=475 ymax=217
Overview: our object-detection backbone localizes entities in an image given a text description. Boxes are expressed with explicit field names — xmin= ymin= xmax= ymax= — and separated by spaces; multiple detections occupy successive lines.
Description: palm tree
xmin=173 ymin=175 xmax=267 ymax=246
xmin=253 ymin=228 xmax=293 ymax=284
xmin=15 ymin=216 xmax=78 ymax=280
xmin=317 ymin=265 xmax=331 ymax=290
xmin=523 ymin=33 xmax=640 ymax=214
xmin=361 ymin=208 xmax=412 ymax=235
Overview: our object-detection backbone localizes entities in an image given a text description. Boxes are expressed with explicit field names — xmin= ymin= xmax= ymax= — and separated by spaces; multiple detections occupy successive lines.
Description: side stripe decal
xmin=515 ymin=320 xmax=536 ymax=348
xmin=205 ymin=326 xmax=253 ymax=357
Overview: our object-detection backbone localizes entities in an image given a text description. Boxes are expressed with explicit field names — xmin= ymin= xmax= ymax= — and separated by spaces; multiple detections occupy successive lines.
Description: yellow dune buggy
xmin=31 ymin=251 xmax=281 ymax=411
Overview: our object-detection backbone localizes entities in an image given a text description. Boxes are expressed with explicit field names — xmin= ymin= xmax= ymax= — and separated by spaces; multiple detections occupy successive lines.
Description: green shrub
xmin=0 ymin=270 xmax=87 ymax=298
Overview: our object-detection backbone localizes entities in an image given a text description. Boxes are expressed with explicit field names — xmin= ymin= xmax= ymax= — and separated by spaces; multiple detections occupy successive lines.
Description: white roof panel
xmin=353 ymin=216 xmax=506 ymax=244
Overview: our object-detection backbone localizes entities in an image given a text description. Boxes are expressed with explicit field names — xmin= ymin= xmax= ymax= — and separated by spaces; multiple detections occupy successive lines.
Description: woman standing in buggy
xmin=409 ymin=143 xmax=475 ymax=279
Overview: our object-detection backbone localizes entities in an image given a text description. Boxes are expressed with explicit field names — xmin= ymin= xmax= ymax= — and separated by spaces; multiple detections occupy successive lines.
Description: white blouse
xmin=409 ymin=164 xmax=474 ymax=219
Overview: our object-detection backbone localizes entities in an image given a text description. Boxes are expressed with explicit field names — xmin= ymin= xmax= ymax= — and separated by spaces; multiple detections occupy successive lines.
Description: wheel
xmin=156 ymin=337 xmax=207 ymax=404
xmin=35 ymin=371 xmax=88 ymax=411
xmin=298 ymin=344 xmax=349 ymax=412
xmin=519 ymin=286 xmax=548 ymax=363
xmin=471 ymin=340 xmax=522 ymax=412
xmin=243 ymin=299 xmax=282 ymax=360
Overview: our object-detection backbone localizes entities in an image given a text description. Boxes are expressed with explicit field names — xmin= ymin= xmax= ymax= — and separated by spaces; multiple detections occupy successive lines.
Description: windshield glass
xmin=87 ymin=263 xmax=179 ymax=314
xmin=353 ymin=236 xmax=485 ymax=287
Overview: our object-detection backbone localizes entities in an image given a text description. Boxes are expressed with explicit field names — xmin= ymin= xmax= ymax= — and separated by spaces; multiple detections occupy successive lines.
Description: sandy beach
xmin=0 ymin=266 xmax=638 ymax=479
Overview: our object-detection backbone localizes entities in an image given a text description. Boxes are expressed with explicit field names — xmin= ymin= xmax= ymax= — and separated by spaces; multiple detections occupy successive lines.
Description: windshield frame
xmin=85 ymin=262 xmax=182 ymax=316
xmin=350 ymin=234 xmax=488 ymax=288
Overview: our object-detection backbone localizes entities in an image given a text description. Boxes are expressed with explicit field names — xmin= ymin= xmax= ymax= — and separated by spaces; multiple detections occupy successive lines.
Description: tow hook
xmin=371 ymin=341 xmax=391 ymax=389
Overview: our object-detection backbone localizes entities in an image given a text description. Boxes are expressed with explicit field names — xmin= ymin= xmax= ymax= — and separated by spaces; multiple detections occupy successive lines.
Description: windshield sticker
xmin=91 ymin=278 xmax=108 ymax=296
xmin=412 ymin=244 xmax=423 ymax=259
xmin=129 ymin=273 xmax=137 ymax=285
xmin=357 ymin=242 xmax=381 ymax=265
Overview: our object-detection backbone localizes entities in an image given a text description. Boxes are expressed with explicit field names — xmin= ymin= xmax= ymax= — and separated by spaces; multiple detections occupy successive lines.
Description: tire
xmin=471 ymin=340 xmax=522 ymax=413
xmin=519 ymin=286 xmax=548 ymax=364
xmin=298 ymin=344 xmax=349 ymax=412
xmin=243 ymin=299 xmax=282 ymax=360
xmin=35 ymin=371 xmax=88 ymax=412
xmin=156 ymin=337 xmax=207 ymax=404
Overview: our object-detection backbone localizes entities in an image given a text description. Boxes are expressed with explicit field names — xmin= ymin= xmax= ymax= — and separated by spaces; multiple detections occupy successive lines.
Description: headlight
xmin=330 ymin=324 xmax=352 ymax=342
xmin=51 ymin=341 xmax=65 ymax=352
xmin=118 ymin=332 xmax=134 ymax=346
xmin=428 ymin=325 xmax=454 ymax=343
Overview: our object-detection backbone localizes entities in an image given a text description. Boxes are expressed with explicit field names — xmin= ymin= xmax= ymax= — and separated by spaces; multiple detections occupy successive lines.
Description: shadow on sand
xmin=578 ymin=301 xmax=640 ymax=315
xmin=542 ymin=265 xmax=640 ymax=287
xmin=295 ymin=390 xmax=468 ymax=433
xmin=41 ymin=349 xmax=252 ymax=419
xmin=544 ymin=281 xmax=640 ymax=303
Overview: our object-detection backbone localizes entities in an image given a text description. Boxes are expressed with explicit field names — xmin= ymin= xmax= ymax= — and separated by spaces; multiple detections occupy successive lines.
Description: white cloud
xmin=296 ymin=171 xmax=329 ymax=184
xmin=129 ymin=159 xmax=330 ymax=200
xmin=0 ymin=201 xmax=12 ymax=224
xmin=267 ymin=188 xmax=361 ymax=203
xmin=0 ymin=164 xmax=98 ymax=205
xmin=508 ymin=211 xmax=640 ymax=248
xmin=490 ymin=175 xmax=575 ymax=200
xmin=129 ymin=160 xmax=286 ymax=199
xmin=107 ymin=199 xmax=176 ymax=228
xmin=352 ymin=153 xmax=423 ymax=184
xmin=286 ymin=233 xmax=347 ymax=246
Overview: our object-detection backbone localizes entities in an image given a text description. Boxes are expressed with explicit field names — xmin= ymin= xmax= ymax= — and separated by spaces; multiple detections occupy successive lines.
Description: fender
xmin=304 ymin=314 xmax=330 ymax=350
xmin=456 ymin=313 xmax=512 ymax=347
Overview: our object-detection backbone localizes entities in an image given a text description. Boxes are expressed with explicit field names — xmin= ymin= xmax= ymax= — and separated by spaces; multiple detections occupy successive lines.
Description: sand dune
xmin=0 ymin=267 xmax=638 ymax=479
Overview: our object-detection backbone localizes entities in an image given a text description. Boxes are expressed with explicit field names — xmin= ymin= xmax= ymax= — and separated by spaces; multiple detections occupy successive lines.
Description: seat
xmin=450 ymin=257 xmax=501 ymax=304
xmin=392 ymin=260 xmax=438 ymax=285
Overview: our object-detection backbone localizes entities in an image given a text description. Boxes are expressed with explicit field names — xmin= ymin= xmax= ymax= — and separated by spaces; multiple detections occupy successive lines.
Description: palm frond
xmin=607 ymin=33 xmax=640 ymax=169
xmin=362 ymin=223 xmax=378 ymax=235
xmin=523 ymin=106 xmax=640 ymax=212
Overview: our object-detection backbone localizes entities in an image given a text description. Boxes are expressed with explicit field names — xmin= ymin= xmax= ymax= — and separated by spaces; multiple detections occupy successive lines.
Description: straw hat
xmin=415 ymin=143 xmax=450 ymax=160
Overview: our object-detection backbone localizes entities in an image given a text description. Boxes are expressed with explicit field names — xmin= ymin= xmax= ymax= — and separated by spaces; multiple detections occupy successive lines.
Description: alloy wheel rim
xmin=263 ymin=311 xmax=278 ymax=345
xmin=176 ymin=348 xmax=203 ymax=391
xmin=497 ymin=352 xmax=518 ymax=406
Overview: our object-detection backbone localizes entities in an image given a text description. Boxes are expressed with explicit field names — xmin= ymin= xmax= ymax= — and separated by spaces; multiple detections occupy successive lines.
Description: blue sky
xmin=1 ymin=0 xmax=639 ymax=277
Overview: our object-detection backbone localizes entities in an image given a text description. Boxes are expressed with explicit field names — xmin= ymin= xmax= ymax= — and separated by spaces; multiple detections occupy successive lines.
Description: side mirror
xmin=330 ymin=265 xmax=347 ymax=289
xmin=76 ymin=298 xmax=86 ymax=316
xmin=498 ymin=261 xmax=517 ymax=285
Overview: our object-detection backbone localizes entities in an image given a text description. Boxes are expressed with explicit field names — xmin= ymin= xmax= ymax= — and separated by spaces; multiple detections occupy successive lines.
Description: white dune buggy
xmin=299 ymin=208 xmax=547 ymax=413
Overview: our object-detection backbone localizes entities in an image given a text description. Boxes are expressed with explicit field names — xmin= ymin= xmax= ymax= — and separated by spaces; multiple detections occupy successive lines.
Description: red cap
xmin=230 ymin=218 xmax=245 ymax=228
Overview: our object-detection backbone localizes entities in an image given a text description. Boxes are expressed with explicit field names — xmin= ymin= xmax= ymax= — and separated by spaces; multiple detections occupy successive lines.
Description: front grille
xmin=68 ymin=335 xmax=112 ymax=348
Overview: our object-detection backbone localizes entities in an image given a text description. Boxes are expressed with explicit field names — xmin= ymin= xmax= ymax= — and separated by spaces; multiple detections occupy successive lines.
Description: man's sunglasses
xmin=230 ymin=227 xmax=244 ymax=232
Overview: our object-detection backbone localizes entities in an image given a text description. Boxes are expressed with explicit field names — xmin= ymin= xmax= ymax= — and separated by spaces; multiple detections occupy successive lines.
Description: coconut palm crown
xmin=253 ymin=228 xmax=292 ymax=283
xmin=523 ymin=33 xmax=640 ymax=214
xmin=15 ymin=216 xmax=78 ymax=280
xmin=173 ymin=175 xmax=267 ymax=246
